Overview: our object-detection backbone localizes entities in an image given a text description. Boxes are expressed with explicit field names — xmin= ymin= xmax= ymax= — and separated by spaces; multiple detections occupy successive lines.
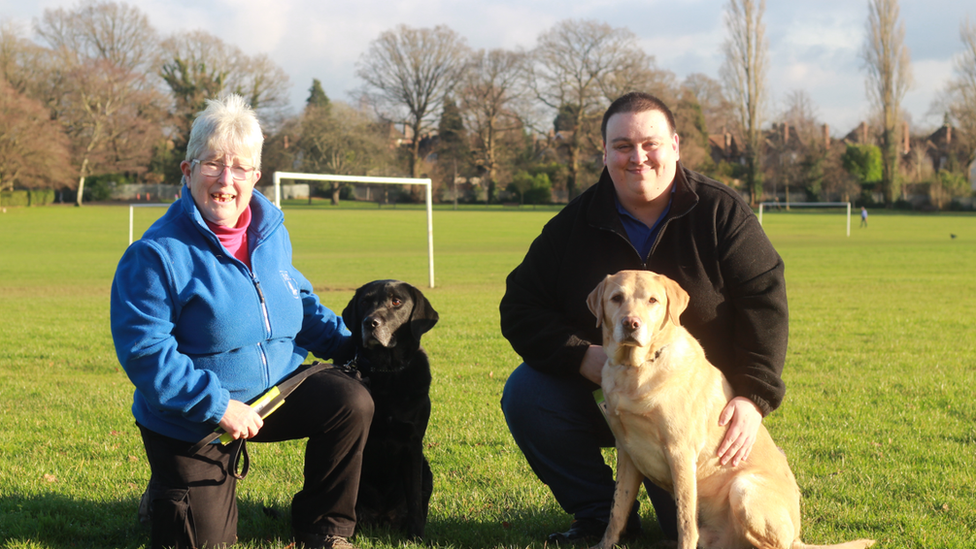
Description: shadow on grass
xmin=398 ymin=508 xmax=674 ymax=549
xmin=2 ymin=494 xmax=677 ymax=549
xmin=0 ymin=492 xmax=291 ymax=549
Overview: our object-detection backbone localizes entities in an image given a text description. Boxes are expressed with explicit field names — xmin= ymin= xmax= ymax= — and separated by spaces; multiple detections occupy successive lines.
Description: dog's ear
xmin=407 ymin=283 xmax=439 ymax=340
xmin=341 ymin=284 xmax=367 ymax=344
xmin=586 ymin=276 xmax=609 ymax=328
xmin=661 ymin=275 xmax=689 ymax=327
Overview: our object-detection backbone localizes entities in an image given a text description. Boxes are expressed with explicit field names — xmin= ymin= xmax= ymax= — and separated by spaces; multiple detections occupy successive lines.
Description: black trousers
xmin=140 ymin=368 xmax=374 ymax=549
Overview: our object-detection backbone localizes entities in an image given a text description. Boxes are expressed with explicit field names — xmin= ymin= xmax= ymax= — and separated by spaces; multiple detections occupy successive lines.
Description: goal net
xmin=273 ymin=172 xmax=435 ymax=288
xmin=757 ymin=202 xmax=851 ymax=237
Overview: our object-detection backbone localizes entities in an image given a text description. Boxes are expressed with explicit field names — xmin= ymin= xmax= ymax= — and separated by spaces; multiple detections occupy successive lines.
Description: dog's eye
xmin=610 ymin=294 xmax=623 ymax=304
xmin=391 ymin=298 xmax=403 ymax=307
xmin=648 ymin=297 xmax=658 ymax=304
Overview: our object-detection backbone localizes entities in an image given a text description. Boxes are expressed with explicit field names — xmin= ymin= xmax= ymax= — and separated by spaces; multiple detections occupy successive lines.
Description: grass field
xmin=1 ymin=203 xmax=974 ymax=548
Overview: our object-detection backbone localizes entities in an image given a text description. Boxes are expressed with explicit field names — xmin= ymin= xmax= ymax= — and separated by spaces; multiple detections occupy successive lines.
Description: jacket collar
xmin=180 ymin=184 xmax=284 ymax=245
xmin=586 ymin=162 xmax=699 ymax=232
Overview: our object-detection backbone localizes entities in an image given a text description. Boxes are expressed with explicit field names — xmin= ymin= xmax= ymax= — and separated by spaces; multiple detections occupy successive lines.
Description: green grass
xmin=1 ymin=204 xmax=975 ymax=548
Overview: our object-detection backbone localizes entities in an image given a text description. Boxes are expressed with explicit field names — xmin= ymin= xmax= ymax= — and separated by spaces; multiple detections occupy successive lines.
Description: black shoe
xmin=548 ymin=518 xmax=608 ymax=545
xmin=294 ymin=531 xmax=359 ymax=549
xmin=547 ymin=516 xmax=643 ymax=545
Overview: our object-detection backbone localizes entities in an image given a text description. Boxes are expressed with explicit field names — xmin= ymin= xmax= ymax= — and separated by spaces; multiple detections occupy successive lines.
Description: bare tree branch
xmin=356 ymin=24 xmax=469 ymax=178
xmin=34 ymin=0 xmax=159 ymax=74
xmin=458 ymin=48 xmax=527 ymax=201
xmin=862 ymin=0 xmax=913 ymax=206
xmin=528 ymin=19 xmax=662 ymax=198
xmin=720 ymin=0 xmax=769 ymax=204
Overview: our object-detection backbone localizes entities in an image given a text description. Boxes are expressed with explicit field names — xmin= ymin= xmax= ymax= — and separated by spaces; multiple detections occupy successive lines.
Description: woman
xmin=111 ymin=94 xmax=372 ymax=549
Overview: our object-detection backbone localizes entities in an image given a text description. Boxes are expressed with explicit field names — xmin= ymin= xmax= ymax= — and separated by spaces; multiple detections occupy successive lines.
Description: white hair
xmin=185 ymin=94 xmax=264 ymax=169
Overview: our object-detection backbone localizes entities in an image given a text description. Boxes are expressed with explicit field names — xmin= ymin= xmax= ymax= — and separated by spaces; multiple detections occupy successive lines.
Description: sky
xmin=2 ymin=0 xmax=973 ymax=137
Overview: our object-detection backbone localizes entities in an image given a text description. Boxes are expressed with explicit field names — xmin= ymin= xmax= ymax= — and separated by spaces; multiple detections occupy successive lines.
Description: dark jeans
xmin=140 ymin=368 xmax=374 ymax=549
xmin=500 ymin=362 xmax=678 ymax=540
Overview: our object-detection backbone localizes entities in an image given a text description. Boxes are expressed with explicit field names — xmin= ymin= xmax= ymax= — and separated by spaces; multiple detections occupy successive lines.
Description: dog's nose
xmin=365 ymin=316 xmax=381 ymax=329
xmin=622 ymin=316 xmax=642 ymax=332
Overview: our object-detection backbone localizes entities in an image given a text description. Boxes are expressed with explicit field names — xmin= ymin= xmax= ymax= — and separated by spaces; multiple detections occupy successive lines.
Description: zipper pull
xmin=252 ymin=276 xmax=272 ymax=335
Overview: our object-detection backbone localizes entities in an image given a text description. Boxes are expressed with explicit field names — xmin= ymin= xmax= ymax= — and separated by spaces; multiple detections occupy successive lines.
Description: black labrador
xmin=342 ymin=280 xmax=439 ymax=539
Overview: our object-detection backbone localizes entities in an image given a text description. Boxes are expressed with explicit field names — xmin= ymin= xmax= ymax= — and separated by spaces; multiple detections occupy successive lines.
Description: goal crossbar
xmin=758 ymin=202 xmax=851 ymax=237
xmin=273 ymin=172 xmax=435 ymax=288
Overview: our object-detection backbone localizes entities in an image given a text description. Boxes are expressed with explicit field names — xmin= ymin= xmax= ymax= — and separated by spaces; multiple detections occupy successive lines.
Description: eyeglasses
xmin=191 ymin=159 xmax=256 ymax=181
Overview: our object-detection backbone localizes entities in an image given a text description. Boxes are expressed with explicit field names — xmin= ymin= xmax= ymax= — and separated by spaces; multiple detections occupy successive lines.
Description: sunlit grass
xmin=1 ymin=204 xmax=974 ymax=548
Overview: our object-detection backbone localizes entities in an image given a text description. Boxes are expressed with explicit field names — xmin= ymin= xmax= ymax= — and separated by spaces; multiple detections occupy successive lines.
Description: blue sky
xmin=3 ymin=0 xmax=973 ymax=136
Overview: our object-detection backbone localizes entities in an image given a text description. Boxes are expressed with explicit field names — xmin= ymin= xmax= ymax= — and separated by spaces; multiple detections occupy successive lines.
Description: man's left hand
xmin=716 ymin=396 xmax=763 ymax=467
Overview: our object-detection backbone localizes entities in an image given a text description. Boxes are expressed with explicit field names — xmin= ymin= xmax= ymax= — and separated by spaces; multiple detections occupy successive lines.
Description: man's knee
xmin=500 ymin=364 xmax=535 ymax=427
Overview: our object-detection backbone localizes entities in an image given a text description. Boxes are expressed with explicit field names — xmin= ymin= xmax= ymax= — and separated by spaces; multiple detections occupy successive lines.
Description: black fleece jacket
xmin=500 ymin=164 xmax=788 ymax=415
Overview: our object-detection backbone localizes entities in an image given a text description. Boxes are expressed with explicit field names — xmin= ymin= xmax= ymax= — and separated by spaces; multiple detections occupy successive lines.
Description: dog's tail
xmin=793 ymin=539 xmax=876 ymax=549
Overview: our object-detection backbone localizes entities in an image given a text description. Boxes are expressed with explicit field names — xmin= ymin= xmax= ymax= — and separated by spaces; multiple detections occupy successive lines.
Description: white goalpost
xmin=129 ymin=203 xmax=170 ymax=245
xmin=273 ymin=172 xmax=435 ymax=288
xmin=757 ymin=202 xmax=852 ymax=237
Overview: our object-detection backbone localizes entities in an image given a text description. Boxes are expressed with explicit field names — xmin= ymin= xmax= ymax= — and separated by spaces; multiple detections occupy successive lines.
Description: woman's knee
xmin=347 ymin=379 xmax=374 ymax=426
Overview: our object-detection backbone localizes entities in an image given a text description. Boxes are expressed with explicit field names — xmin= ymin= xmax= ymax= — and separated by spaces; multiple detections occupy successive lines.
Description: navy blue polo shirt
xmin=614 ymin=186 xmax=674 ymax=261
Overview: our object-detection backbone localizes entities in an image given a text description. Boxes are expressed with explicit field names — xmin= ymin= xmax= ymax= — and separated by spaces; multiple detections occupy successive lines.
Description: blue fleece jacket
xmin=111 ymin=187 xmax=350 ymax=442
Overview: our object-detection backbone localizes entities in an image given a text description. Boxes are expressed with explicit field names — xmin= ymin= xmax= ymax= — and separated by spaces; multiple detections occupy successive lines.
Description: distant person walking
xmin=860 ymin=207 xmax=868 ymax=228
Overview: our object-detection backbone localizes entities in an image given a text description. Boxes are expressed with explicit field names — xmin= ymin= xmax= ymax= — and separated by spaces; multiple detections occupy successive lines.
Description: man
xmin=499 ymin=92 xmax=788 ymax=544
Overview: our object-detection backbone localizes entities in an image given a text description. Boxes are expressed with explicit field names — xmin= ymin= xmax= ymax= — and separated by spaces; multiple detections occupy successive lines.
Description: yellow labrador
xmin=586 ymin=270 xmax=874 ymax=549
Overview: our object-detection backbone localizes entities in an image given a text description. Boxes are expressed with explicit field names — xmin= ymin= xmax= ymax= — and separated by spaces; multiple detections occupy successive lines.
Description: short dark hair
xmin=601 ymin=92 xmax=677 ymax=142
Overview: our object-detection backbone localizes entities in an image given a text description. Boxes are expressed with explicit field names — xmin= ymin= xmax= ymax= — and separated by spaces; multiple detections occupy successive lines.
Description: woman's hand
xmin=716 ymin=396 xmax=762 ymax=467
xmin=218 ymin=399 xmax=264 ymax=440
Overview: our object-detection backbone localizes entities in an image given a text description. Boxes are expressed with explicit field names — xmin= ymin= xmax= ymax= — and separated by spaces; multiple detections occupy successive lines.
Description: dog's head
xmin=586 ymin=270 xmax=688 ymax=352
xmin=342 ymin=280 xmax=439 ymax=350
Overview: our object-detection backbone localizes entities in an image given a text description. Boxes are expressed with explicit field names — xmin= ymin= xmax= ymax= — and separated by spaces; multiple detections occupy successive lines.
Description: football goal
xmin=273 ymin=172 xmax=435 ymax=288
xmin=128 ymin=203 xmax=170 ymax=245
xmin=757 ymin=201 xmax=851 ymax=237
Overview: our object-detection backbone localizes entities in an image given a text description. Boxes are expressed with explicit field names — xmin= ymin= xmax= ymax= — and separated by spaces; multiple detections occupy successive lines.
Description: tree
xmin=306 ymin=78 xmax=330 ymax=111
xmin=1 ymin=20 xmax=55 ymax=100
xmin=0 ymin=81 xmax=72 ymax=191
xmin=432 ymin=96 xmax=468 ymax=200
xmin=929 ymin=169 xmax=970 ymax=209
xmin=297 ymin=101 xmax=392 ymax=205
xmin=677 ymin=74 xmax=739 ymax=180
xmin=356 ymin=24 xmax=469 ymax=179
xmin=34 ymin=0 xmax=160 ymax=74
xmin=842 ymin=143 xmax=883 ymax=186
xmin=529 ymin=19 xmax=662 ymax=199
xmin=767 ymin=90 xmax=823 ymax=203
xmin=458 ymin=48 xmax=526 ymax=203
xmin=34 ymin=0 xmax=165 ymax=205
xmin=508 ymin=170 xmax=551 ymax=205
xmin=720 ymin=0 xmax=769 ymax=205
xmin=939 ymin=18 xmax=976 ymax=169
xmin=673 ymin=89 xmax=711 ymax=172
xmin=58 ymin=59 xmax=165 ymax=204
xmin=159 ymin=30 xmax=291 ymax=180
xmin=862 ymin=0 xmax=913 ymax=207
xmin=682 ymin=73 xmax=737 ymax=137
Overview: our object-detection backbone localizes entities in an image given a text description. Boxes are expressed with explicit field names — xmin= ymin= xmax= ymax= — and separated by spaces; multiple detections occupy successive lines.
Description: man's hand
xmin=218 ymin=399 xmax=264 ymax=440
xmin=716 ymin=396 xmax=763 ymax=466
xmin=579 ymin=345 xmax=607 ymax=384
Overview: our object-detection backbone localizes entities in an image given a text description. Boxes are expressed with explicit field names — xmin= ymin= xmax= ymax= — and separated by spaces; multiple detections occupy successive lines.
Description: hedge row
xmin=0 ymin=189 xmax=57 ymax=207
